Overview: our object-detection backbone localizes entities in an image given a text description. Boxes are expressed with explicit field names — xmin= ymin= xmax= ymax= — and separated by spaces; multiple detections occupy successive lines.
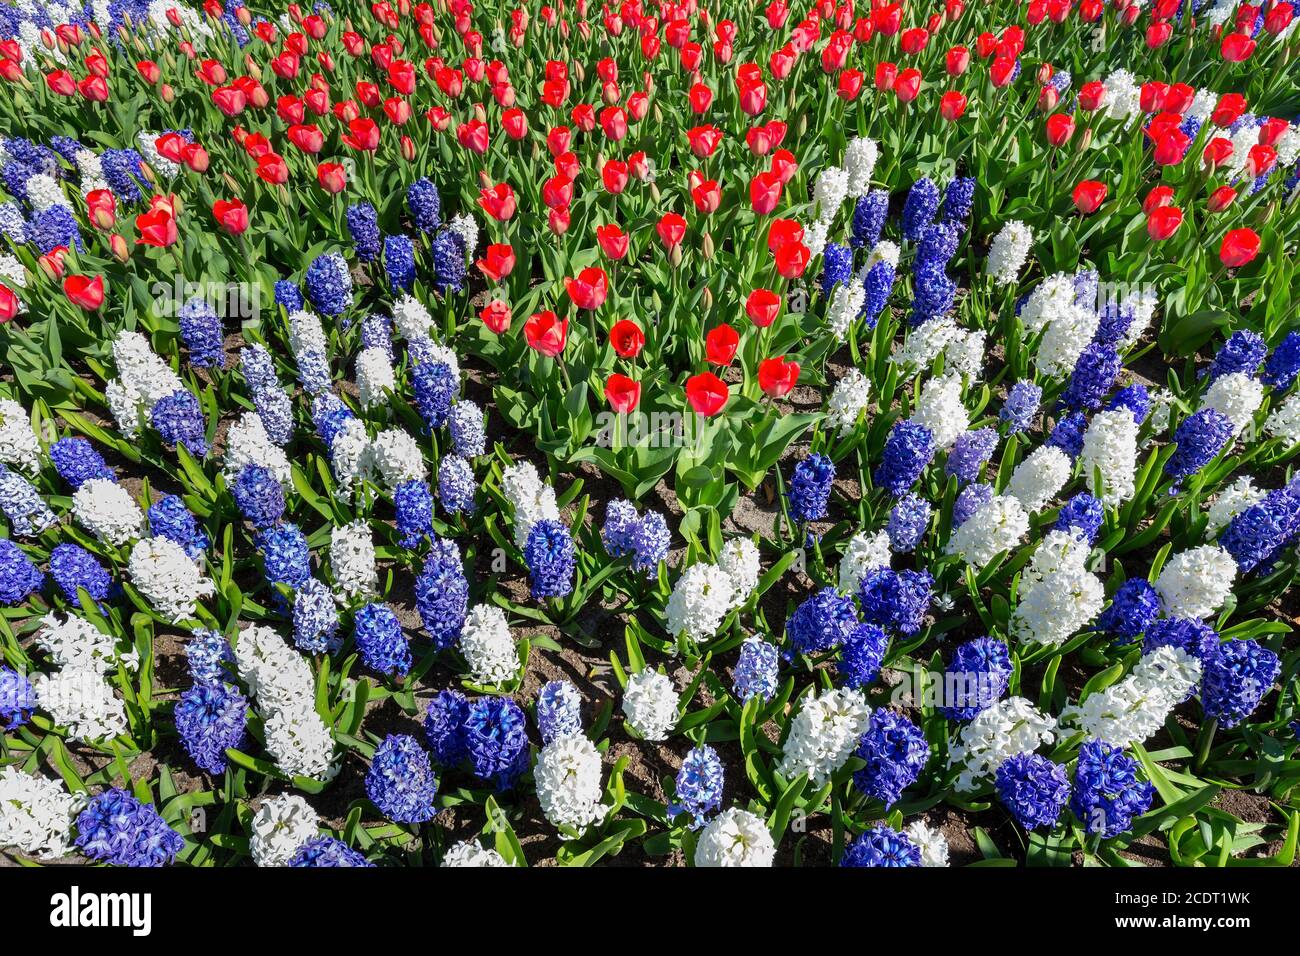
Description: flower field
xmin=0 ymin=0 xmax=1298 ymax=871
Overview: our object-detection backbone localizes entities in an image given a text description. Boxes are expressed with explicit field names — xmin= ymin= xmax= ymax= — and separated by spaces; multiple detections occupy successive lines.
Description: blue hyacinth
xmin=292 ymin=578 xmax=340 ymax=654
xmin=1001 ymin=380 xmax=1042 ymax=433
xmin=837 ymin=622 xmax=890 ymax=689
xmin=186 ymin=629 xmax=235 ymax=684
xmin=366 ymin=734 xmax=438 ymax=823
xmin=407 ymin=177 xmax=441 ymax=232
xmin=1208 ymin=330 xmax=1266 ymax=382
xmin=1096 ymin=578 xmax=1161 ymax=643
xmin=887 ymin=493 xmax=930 ymax=553
xmin=178 ymin=298 xmax=225 ymax=369
xmin=1218 ymin=482 xmax=1300 ymax=574
xmin=945 ymin=428 xmax=997 ymax=485
xmin=1201 ymin=639 xmax=1280 ymax=729
xmin=850 ymin=190 xmax=889 ymax=249
xmin=415 ymin=538 xmax=468 ymax=650
xmin=536 ymin=679 xmax=583 ymax=744
xmin=952 ymin=482 xmax=993 ymax=528
xmin=75 ymin=789 xmax=185 ymax=867
xmin=875 ymin=420 xmax=934 ymax=496
xmin=464 ymin=696 xmax=530 ymax=790
xmin=901 ymin=177 xmax=940 ymax=242
xmin=274 ymin=279 xmax=304 ymax=313
xmin=431 ymin=229 xmax=466 ymax=292
xmin=861 ymin=257 xmax=896 ymax=328
xmin=345 ymin=202 xmax=381 ymax=261
xmin=917 ymin=221 xmax=960 ymax=265
xmin=733 ymin=637 xmax=780 ymax=702
xmin=853 ymin=709 xmax=929 ymax=806
xmin=424 ymin=689 xmax=471 ymax=766
xmin=788 ymin=453 xmax=835 ymax=523
xmin=48 ymin=543 xmax=114 ymax=609
xmin=1262 ymin=331 xmax=1300 ymax=391
xmin=939 ymin=636 xmax=1011 ymax=721
xmin=669 ymin=744 xmax=724 ymax=829
xmin=787 ymin=587 xmax=860 ymax=656
xmin=303 ymin=252 xmax=353 ymax=316
xmin=0 ymin=465 xmax=55 ymax=537
xmin=384 ymin=233 xmax=416 ymax=292
xmin=995 ymin=752 xmax=1071 ymax=830
xmin=524 ymin=519 xmax=576 ymax=600
xmin=1143 ymin=618 xmax=1219 ymax=679
xmin=395 ymin=479 xmax=435 ymax=547
xmin=1055 ymin=492 xmax=1105 ymax=545
xmin=231 ymin=464 xmax=285 ymax=529
xmin=437 ymin=455 xmax=476 ymax=515
xmin=0 ymin=539 xmax=42 ymax=606
xmin=148 ymin=495 xmax=209 ymax=561
xmin=174 ymin=681 xmax=247 ymax=775
xmin=1046 ymin=410 xmax=1089 ymax=460
xmin=941 ymin=176 xmax=976 ymax=225
xmin=289 ymin=837 xmax=373 ymax=867
xmin=841 ymin=825 xmax=921 ymax=867
xmin=1061 ymin=343 xmax=1120 ymax=411
xmin=257 ymin=523 xmax=312 ymax=592
xmin=448 ymin=401 xmax=486 ymax=458
xmin=150 ymin=390 xmax=208 ymax=458
xmin=820 ymin=242 xmax=853 ymax=297
xmin=412 ymin=360 xmax=458 ymax=430
xmin=49 ymin=437 xmax=114 ymax=489
xmin=859 ymin=568 xmax=932 ymax=636
xmin=353 ymin=602 xmax=410 ymax=677
xmin=1071 ymin=739 xmax=1154 ymax=839
xmin=0 ymin=665 xmax=35 ymax=729
xmin=1108 ymin=383 xmax=1150 ymax=424
xmin=1165 ymin=409 xmax=1234 ymax=485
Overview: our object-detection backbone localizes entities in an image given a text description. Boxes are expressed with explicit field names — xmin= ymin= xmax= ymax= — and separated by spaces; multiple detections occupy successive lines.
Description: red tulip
xmin=874 ymin=61 xmax=898 ymax=91
xmin=287 ymin=123 xmax=324 ymax=154
xmin=691 ymin=178 xmax=721 ymax=215
xmin=316 ymin=162 xmax=347 ymax=193
xmin=564 ymin=267 xmax=609 ymax=310
xmin=758 ymin=356 xmax=800 ymax=397
xmin=478 ymin=183 xmax=516 ymax=220
xmin=893 ymin=68 xmax=921 ymax=102
xmin=1206 ymin=186 xmax=1238 ymax=213
xmin=609 ymin=319 xmax=645 ymax=358
xmin=1146 ymin=206 xmax=1184 ymax=241
xmin=256 ymin=153 xmax=289 ymax=185
xmin=1219 ymin=228 xmax=1260 ymax=267
xmin=78 ymin=75 xmax=109 ymax=102
xmin=989 ymin=55 xmax=1017 ymax=88
xmin=774 ymin=241 xmax=810 ymax=278
xmin=939 ymin=90 xmax=967 ymax=121
xmin=685 ymin=372 xmax=729 ymax=417
xmin=1045 ymin=113 xmax=1075 ymax=147
xmin=746 ymin=288 xmax=782 ymax=328
xmin=136 ymin=60 xmax=161 ymax=84
xmin=212 ymin=85 xmax=247 ymax=116
xmin=657 ymin=213 xmax=687 ymax=248
xmin=946 ymin=46 xmax=970 ymax=75
xmin=0 ymin=283 xmax=19 ymax=323
xmin=86 ymin=189 xmax=116 ymax=230
xmin=1072 ymin=180 xmax=1107 ymax=214
xmin=502 ymin=108 xmax=528 ymax=139
xmin=1142 ymin=185 xmax=1176 ymax=215
xmin=63 ymin=274 xmax=105 ymax=310
xmin=749 ymin=171 xmax=782 ymax=215
xmin=605 ymin=373 xmax=641 ymax=413
xmin=601 ymin=160 xmax=629 ymax=194
xmin=705 ymin=325 xmax=739 ymax=365
xmin=524 ymin=310 xmax=568 ymax=357
xmin=135 ymin=206 xmax=177 ymax=247
xmin=480 ymin=299 xmax=512 ymax=334
xmin=212 ymin=197 xmax=249 ymax=234
xmin=476 ymin=244 xmax=515 ymax=282
xmin=1211 ymin=93 xmax=1247 ymax=128
xmin=1203 ymin=137 xmax=1235 ymax=168
xmin=596 ymin=224 xmax=629 ymax=260
xmin=1077 ymin=81 xmax=1106 ymax=112
xmin=343 ymin=118 xmax=380 ymax=151
xmin=1246 ymin=144 xmax=1277 ymax=178
xmin=1220 ymin=31 xmax=1256 ymax=62
xmin=686 ymin=125 xmax=723 ymax=158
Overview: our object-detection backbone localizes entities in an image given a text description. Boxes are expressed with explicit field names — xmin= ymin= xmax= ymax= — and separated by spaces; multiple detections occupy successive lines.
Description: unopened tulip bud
xmin=139 ymin=161 xmax=156 ymax=185
xmin=670 ymin=244 xmax=683 ymax=267
xmin=1078 ymin=126 xmax=1093 ymax=152
xmin=702 ymin=232 xmax=714 ymax=259
xmin=110 ymin=233 xmax=130 ymax=261
xmin=473 ymin=102 xmax=486 ymax=122
xmin=401 ymin=135 xmax=415 ymax=161
xmin=160 ymin=83 xmax=174 ymax=102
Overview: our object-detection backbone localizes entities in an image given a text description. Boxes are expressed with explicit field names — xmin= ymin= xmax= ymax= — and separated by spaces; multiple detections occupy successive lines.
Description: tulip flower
xmin=657 ymin=213 xmax=687 ymax=248
xmin=63 ymin=274 xmax=105 ymax=310
xmin=0 ymin=283 xmax=19 ymax=323
xmin=1206 ymin=186 xmax=1237 ymax=213
xmin=1146 ymin=206 xmax=1184 ymax=241
xmin=317 ymin=162 xmax=347 ymax=193
xmin=940 ymin=90 xmax=967 ymax=121
xmin=1219 ymin=228 xmax=1260 ymax=267
xmin=596 ymin=224 xmax=629 ymax=259
xmin=1072 ymin=181 xmax=1107 ymax=214
xmin=480 ymin=300 xmax=512 ymax=333
xmin=705 ymin=325 xmax=740 ymax=365
xmin=524 ymin=311 xmax=568 ymax=357
xmin=476 ymin=244 xmax=515 ymax=282
xmin=758 ymin=356 xmax=800 ymax=397
xmin=605 ymin=373 xmax=641 ymax=413
xmin=564 ymin=267 xmax=609 ymax=311
xmin=685 ymin=372 xmax=729 ymax=417
xmin=1045 ymin=113 xmax=1075 ymax=147
xmin=746 ymin=288 xmax=782 ymax=328
xmin=212 ymin=197 xmax=249 ymax=234
xmin=609 ymin=320 xmax=645 ymax=358
xmin=478 ymin=183 xmax=516 ymax=220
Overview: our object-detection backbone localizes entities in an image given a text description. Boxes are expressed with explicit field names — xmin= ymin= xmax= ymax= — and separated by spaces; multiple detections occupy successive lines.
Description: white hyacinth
xmin=234 ymin=625 xmax=339 ymax=781
xmin=1102 ymin=68 xmax=1142 ymax=122
xmin=694 ymin=807 xmax=776 ymax=867
xmin=249 ymin=794 xmax=321 ymax=867
xmin=946 ymin=327 xmax=988 ymax=381
xmin=330 ymin=520 xmax=377 ymax=598
xmin=443 ymin=840 xmax=511 ymax=867
xmin=355 ymin=346 xmax=396 ymax=409
xmin=945 ymin=494 xmax=1029 ymax=568
xmin=72 ymin=478 xmax=145 ymax=546
xmin=0 ymin=398 xmax=41 ymax=474
xmin=904 ymin=819 xmax=950 ymax=867
xmin=449 ymin=213 xmax=479 ymax=259
xmin=825 ymin=368 xmax=872 ymax=433
xmin=1154 ymin=544 xmax=1237 ymax=619
xmin=1265 ymin=391 xmax=1300 ymax=446
xmin=826 ymin=280 xmax=866 ymax=340
xmin=392 ymin=294 xmax=434 ymax=342
xmin=839 ymin=529 xmax=891 ymax=594
xmin=910 ymin=373 xmax=968 ymax=450
xmin=1080 ymin=409 xmax=1138 ymax=505
xmin=0 ymin=767 xmax=84 ymax=860
xmin=112 ymin=330 xmax=183 ymax=414
xmin=1201 ymin=371 xmax=1263 ymax=434
xmin=1036 ymin=304 xmax=1100 ymax=379
xmin=1119 ymin=287 xmax=1159 ymax=351
xmin=223 ymin=411 xmax=292 ymax=486
xmin=843 ymin=137 xmax=879 ymax=197
xmin=1206 ymin=476 xmax=1264 ymax=535
xmin=287 ymin=309 xmax=328 ymax=357
xmin=534 ymin=733 xmax=606 ymax=832
xmin=329 ymin=418 xmax=373 ymax=496
xmin=777 ymin=686 xmax=871 ymax=786
xmin=1060 ymin=646 xmax=1202 ymax=748
xmin=1007 ymin=445 xmax=1073 ymax=513
xmin=459 ymin=605 xmax=520 ymax=685
xmin=948 ymin=697 xmax=1056 ymax=792
xmin=128 ymin=536 xmax=215 ymax=621
xmin=985 ymin=220 xmax=1033 ymax=286
xmin=501 ymin=460 xmax=561 ymax=548
xmin=717 ymin=538 xmax=761 ymax=610
xmin=813 ymin=165 xmax=849 ymax=223
xmin=1011 ymin=529 xmax=1104 ymax=647
xmin=32 ymin=667 xmax=128 ymax=742
xmin=35 ymin=612 xmax=138 ymax=674
xmin=622 ymin=670 xmax=679 ymax=741
xmin=665 ymin=562 xmax=736 ymax=641
xmin=369 ymin=427 xmax=426 ymax=488
xmin=892 ymin=315 xmax=960 ymax=375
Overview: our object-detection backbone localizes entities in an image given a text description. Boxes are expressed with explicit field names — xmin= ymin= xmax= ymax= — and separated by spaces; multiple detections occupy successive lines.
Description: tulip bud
xmin=110 ymin=233 xmax=130 ymax=261
xmin=401 ymin=135 xmax=415 ymax=161
xmin=702 ymin=232 xmax=714 ymax=259
xmin=160 ymin=83 xmax=175 ymax=102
